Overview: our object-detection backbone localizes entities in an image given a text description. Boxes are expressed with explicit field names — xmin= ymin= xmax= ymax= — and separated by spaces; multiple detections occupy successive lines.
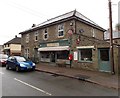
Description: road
xmin=0 ymin=67 xmax=118 ymax=96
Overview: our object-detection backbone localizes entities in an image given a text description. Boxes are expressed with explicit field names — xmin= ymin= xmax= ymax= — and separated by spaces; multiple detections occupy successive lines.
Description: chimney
xmin=32 ymin=24 xmax=36 ymax=27
xmin=15 ymin=35 xmax=17 ymax=38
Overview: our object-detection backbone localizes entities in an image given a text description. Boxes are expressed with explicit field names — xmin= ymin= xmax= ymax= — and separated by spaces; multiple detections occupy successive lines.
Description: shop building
xmin=20 ymin=10 xmax=119 ymax=74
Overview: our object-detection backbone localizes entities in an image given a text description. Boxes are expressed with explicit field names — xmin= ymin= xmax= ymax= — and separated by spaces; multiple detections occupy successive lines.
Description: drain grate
xmin=74 ymin=74 xmax=90 ymax=80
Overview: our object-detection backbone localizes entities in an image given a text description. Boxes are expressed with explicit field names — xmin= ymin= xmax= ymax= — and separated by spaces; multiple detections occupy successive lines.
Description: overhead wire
xmin=3 ymin=0 xmax=49 ymax=20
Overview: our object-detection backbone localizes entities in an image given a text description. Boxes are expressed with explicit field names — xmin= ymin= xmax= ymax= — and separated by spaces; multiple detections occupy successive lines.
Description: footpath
xmin=35 ymin=63 xmax=119 ymax=90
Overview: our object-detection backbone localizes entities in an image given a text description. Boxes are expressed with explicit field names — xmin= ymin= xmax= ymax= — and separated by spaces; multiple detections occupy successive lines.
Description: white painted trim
xmin=38 ymin=46 xmax=69 ymax=51
xmin=77 ymin=46 xmax=94 ymax=49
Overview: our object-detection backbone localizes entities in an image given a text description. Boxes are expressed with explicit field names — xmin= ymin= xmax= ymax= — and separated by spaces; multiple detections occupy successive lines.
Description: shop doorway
xmin=51 ymin=52 xmax=56 ymax=62
xmin=98 ymin=48 xmax=111 ymax=72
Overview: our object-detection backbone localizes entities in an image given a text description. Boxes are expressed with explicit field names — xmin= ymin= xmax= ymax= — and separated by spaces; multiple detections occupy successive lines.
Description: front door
xmin=98 ymin=49 xmax=111 ymax=72
xmin=51 ymin=52 xmax=55 ymax=62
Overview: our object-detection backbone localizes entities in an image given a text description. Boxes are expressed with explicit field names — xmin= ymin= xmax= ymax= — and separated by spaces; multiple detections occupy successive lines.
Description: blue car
xmin=6 ymin=56 xmax=36 ymax=72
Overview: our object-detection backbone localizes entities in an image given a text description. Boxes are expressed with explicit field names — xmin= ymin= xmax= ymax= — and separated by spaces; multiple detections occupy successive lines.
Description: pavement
xmin=35 ymin=62 xmax=119 ymax=90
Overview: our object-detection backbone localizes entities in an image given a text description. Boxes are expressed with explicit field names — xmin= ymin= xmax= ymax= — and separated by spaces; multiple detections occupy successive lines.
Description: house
xmin=20 ymin=10 xmax=119 ymax=74
xmin=104 ymin=30 xmax=120 ymax=40
xmin=0 ymin=45 xmax=4 ymax=54
xmin=3 ymin=35 xmax=21 ymax=56
xmin=104 ymin=30 xmax=120 ymax=74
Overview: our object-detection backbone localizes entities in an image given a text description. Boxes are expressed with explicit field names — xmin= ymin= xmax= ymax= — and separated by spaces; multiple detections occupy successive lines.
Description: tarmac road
xmin=0 ymin=67 xmax=118 ymax=96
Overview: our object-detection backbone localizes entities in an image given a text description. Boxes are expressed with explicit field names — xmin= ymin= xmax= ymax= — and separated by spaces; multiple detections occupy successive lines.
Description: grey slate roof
xmin=4 ymin=37 xmax=21 ymax=45
xmin=20 ymin=10 xmax=105 ymax=34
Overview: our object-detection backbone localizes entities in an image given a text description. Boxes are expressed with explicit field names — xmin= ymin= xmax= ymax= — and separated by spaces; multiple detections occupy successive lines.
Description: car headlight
xmin=33 ymin=63 xmax=35 ymax=66
xmin=20 ymin=64 xmax=26 ymax=67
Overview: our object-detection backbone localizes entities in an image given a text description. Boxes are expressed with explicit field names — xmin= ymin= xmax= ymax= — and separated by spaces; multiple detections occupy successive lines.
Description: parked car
xmin=6 ymin=56 xmax=36 ymax=72
xmin=0 ymin=54 xmax=8 ymax=67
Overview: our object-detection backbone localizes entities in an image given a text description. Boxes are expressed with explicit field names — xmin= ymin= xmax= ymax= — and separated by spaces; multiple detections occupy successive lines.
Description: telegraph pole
xmin=108 ymin=0 xmax=115 ymax=74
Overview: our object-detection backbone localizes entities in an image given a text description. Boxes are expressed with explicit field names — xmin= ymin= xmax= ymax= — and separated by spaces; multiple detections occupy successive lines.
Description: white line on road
xmin=14 ymin=78 xmax=52 ymax=96
xmin=0 ymin=72 xmax=4 ymax=75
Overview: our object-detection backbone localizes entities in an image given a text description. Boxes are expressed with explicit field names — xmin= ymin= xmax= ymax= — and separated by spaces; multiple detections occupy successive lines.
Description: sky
xmin=0 ymin=0 xmax=119 ymax=45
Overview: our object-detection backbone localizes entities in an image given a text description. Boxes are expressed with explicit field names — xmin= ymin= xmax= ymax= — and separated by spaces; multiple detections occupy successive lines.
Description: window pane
xmin=100 ymin=50 xmax=109 ymax=61
xmin=41 ymin=52 xmax=50 ymax=58
xmin=58 ymin=24 xmax=64 ymax=37
xmin=35 ymin=36 xmax=38 ymax=40
xmin=44 ymin=34 xmax=47 ymax=39
xmin=57 ymin=51 xmax=69 ymax=59
xmin=79 ymin=49 xmax=92 ymax=61
xmin=59 ymin=31 xmax=64 ymax=36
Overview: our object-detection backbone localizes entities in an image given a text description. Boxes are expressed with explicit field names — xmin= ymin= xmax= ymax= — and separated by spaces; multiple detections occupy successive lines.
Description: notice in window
xmin=74 ymin=51 xmax=78 ymax=61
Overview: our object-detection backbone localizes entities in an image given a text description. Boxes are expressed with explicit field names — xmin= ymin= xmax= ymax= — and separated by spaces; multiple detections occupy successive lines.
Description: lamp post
xmin=108 ymin=0 xmax=115 ymax=74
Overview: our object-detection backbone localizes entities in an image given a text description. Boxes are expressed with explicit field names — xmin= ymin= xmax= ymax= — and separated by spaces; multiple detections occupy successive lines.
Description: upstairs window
xmin=26 ymin=34 xmax=29 ymax=43
xmin=91 ymin=28 xmax=96 ymax=38
xmin=35 ymin=31 xmax=38 ymax=41
xmin=43 ymin=29 xmax=48 ymax=40
xmin=58 ymin=24 xmax=64 ymax=37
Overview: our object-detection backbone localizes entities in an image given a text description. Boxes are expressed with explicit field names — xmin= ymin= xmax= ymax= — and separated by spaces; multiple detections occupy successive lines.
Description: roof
xmin=20 ymin=10 xmax=106 ymax=34
xmin=4 ymin=37 xmax=21 ymax=45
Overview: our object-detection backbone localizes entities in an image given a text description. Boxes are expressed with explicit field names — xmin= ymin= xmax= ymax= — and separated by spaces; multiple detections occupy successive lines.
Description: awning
xmin=38 ymin=46 xmax=69 ymax=51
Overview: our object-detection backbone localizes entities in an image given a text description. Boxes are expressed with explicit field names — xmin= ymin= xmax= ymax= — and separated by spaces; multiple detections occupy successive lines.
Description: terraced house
xmin=20 ymin=10 xmax=120 ymax=74
xmin=3 ymin=36 xmax=21 ymax=56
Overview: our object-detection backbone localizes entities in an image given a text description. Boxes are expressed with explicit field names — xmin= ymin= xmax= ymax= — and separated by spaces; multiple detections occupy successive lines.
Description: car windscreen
xmin=16 ymin=57 xmax=27 ymax=62
xmin=0 ymin=54 xmax=8 ymax=59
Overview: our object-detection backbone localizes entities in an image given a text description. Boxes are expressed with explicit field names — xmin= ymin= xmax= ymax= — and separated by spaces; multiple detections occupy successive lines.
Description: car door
xmin=7 ymin=57 xmax=13 ymax=68
xmin=10 ymin=57 xmax=17 ymax=69
xmin=7 ymin=57 xmax=16 ymax=69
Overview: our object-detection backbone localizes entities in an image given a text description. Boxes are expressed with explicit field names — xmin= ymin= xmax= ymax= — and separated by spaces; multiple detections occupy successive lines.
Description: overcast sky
xmin=0 ymin=0 xmax=119 ymax=45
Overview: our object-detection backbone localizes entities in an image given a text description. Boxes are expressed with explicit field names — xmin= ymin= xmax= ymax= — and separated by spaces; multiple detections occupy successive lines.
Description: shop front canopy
xmin=38 ymin=46 xmax=69 ymax=51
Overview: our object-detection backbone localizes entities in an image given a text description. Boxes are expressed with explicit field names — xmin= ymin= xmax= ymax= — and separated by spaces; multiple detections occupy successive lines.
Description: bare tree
xmin=115 ymin=23 xmax=120 ymax=31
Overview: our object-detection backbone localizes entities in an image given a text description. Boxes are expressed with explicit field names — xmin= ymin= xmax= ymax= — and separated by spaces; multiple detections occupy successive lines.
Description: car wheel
xmin=16 ymin=66 xmax=20 ymax=72
xmin=6 ymin=64 xmax=9 ymax=70
xmin=32 ymin=68 xmax=35 ymax=71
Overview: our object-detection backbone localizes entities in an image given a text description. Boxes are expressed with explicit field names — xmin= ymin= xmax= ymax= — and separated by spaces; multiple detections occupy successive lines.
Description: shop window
xmin=41 ymin=52 xmax=50 ymax=58
xmin=79 ymin=49 xmax=92 ymax=61
xmin=58 ymin=24 xmax=64 ymax=37
xmin=57 ymin=51 xmax=69 ymax=59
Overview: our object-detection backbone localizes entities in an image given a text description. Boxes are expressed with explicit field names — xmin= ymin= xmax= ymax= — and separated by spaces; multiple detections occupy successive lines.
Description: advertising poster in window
xmin=74 ymin=51 xmax=78 ymax=61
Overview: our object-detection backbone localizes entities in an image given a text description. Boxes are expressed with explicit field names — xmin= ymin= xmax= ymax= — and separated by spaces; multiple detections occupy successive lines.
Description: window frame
xmin=91 ymin=28 xmax=96 ymax=38
xmin=78 ymin=48 xmax=93 ymax=62
xmin=58 ymin=24 xmax=64 ymax=38
xmin=26 ymin=34 xmax=30 ymax=43
xmin=34 ymin=31 xmax=39 ymax=41
xmin=43 ymin=29 xmax=48 ymax=40
xmin=24 ymin=48 xmax=29 ymax=58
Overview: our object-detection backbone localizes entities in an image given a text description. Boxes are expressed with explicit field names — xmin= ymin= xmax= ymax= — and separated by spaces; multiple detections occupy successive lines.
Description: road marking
xmin=14 ymin=78 xmax=52 ymax=96
xmin=0 ymin=72 xmax=4 ymax=75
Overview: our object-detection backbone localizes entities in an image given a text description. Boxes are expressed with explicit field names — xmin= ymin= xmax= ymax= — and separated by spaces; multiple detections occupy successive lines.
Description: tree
xmin=115 ymin=23 xmax=120 ymax=31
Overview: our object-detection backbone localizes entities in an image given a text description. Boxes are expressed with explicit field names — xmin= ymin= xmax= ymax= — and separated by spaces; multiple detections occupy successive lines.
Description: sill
xmin=43 ymin=38 xmax=48 ymax=41
xmin=78 ymin=60 xmax=93 ymax=63
xmin=58 ymin=36 xmax=64 ymax=38
xmin=26 ymin=42 xmax=29 ymax=44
